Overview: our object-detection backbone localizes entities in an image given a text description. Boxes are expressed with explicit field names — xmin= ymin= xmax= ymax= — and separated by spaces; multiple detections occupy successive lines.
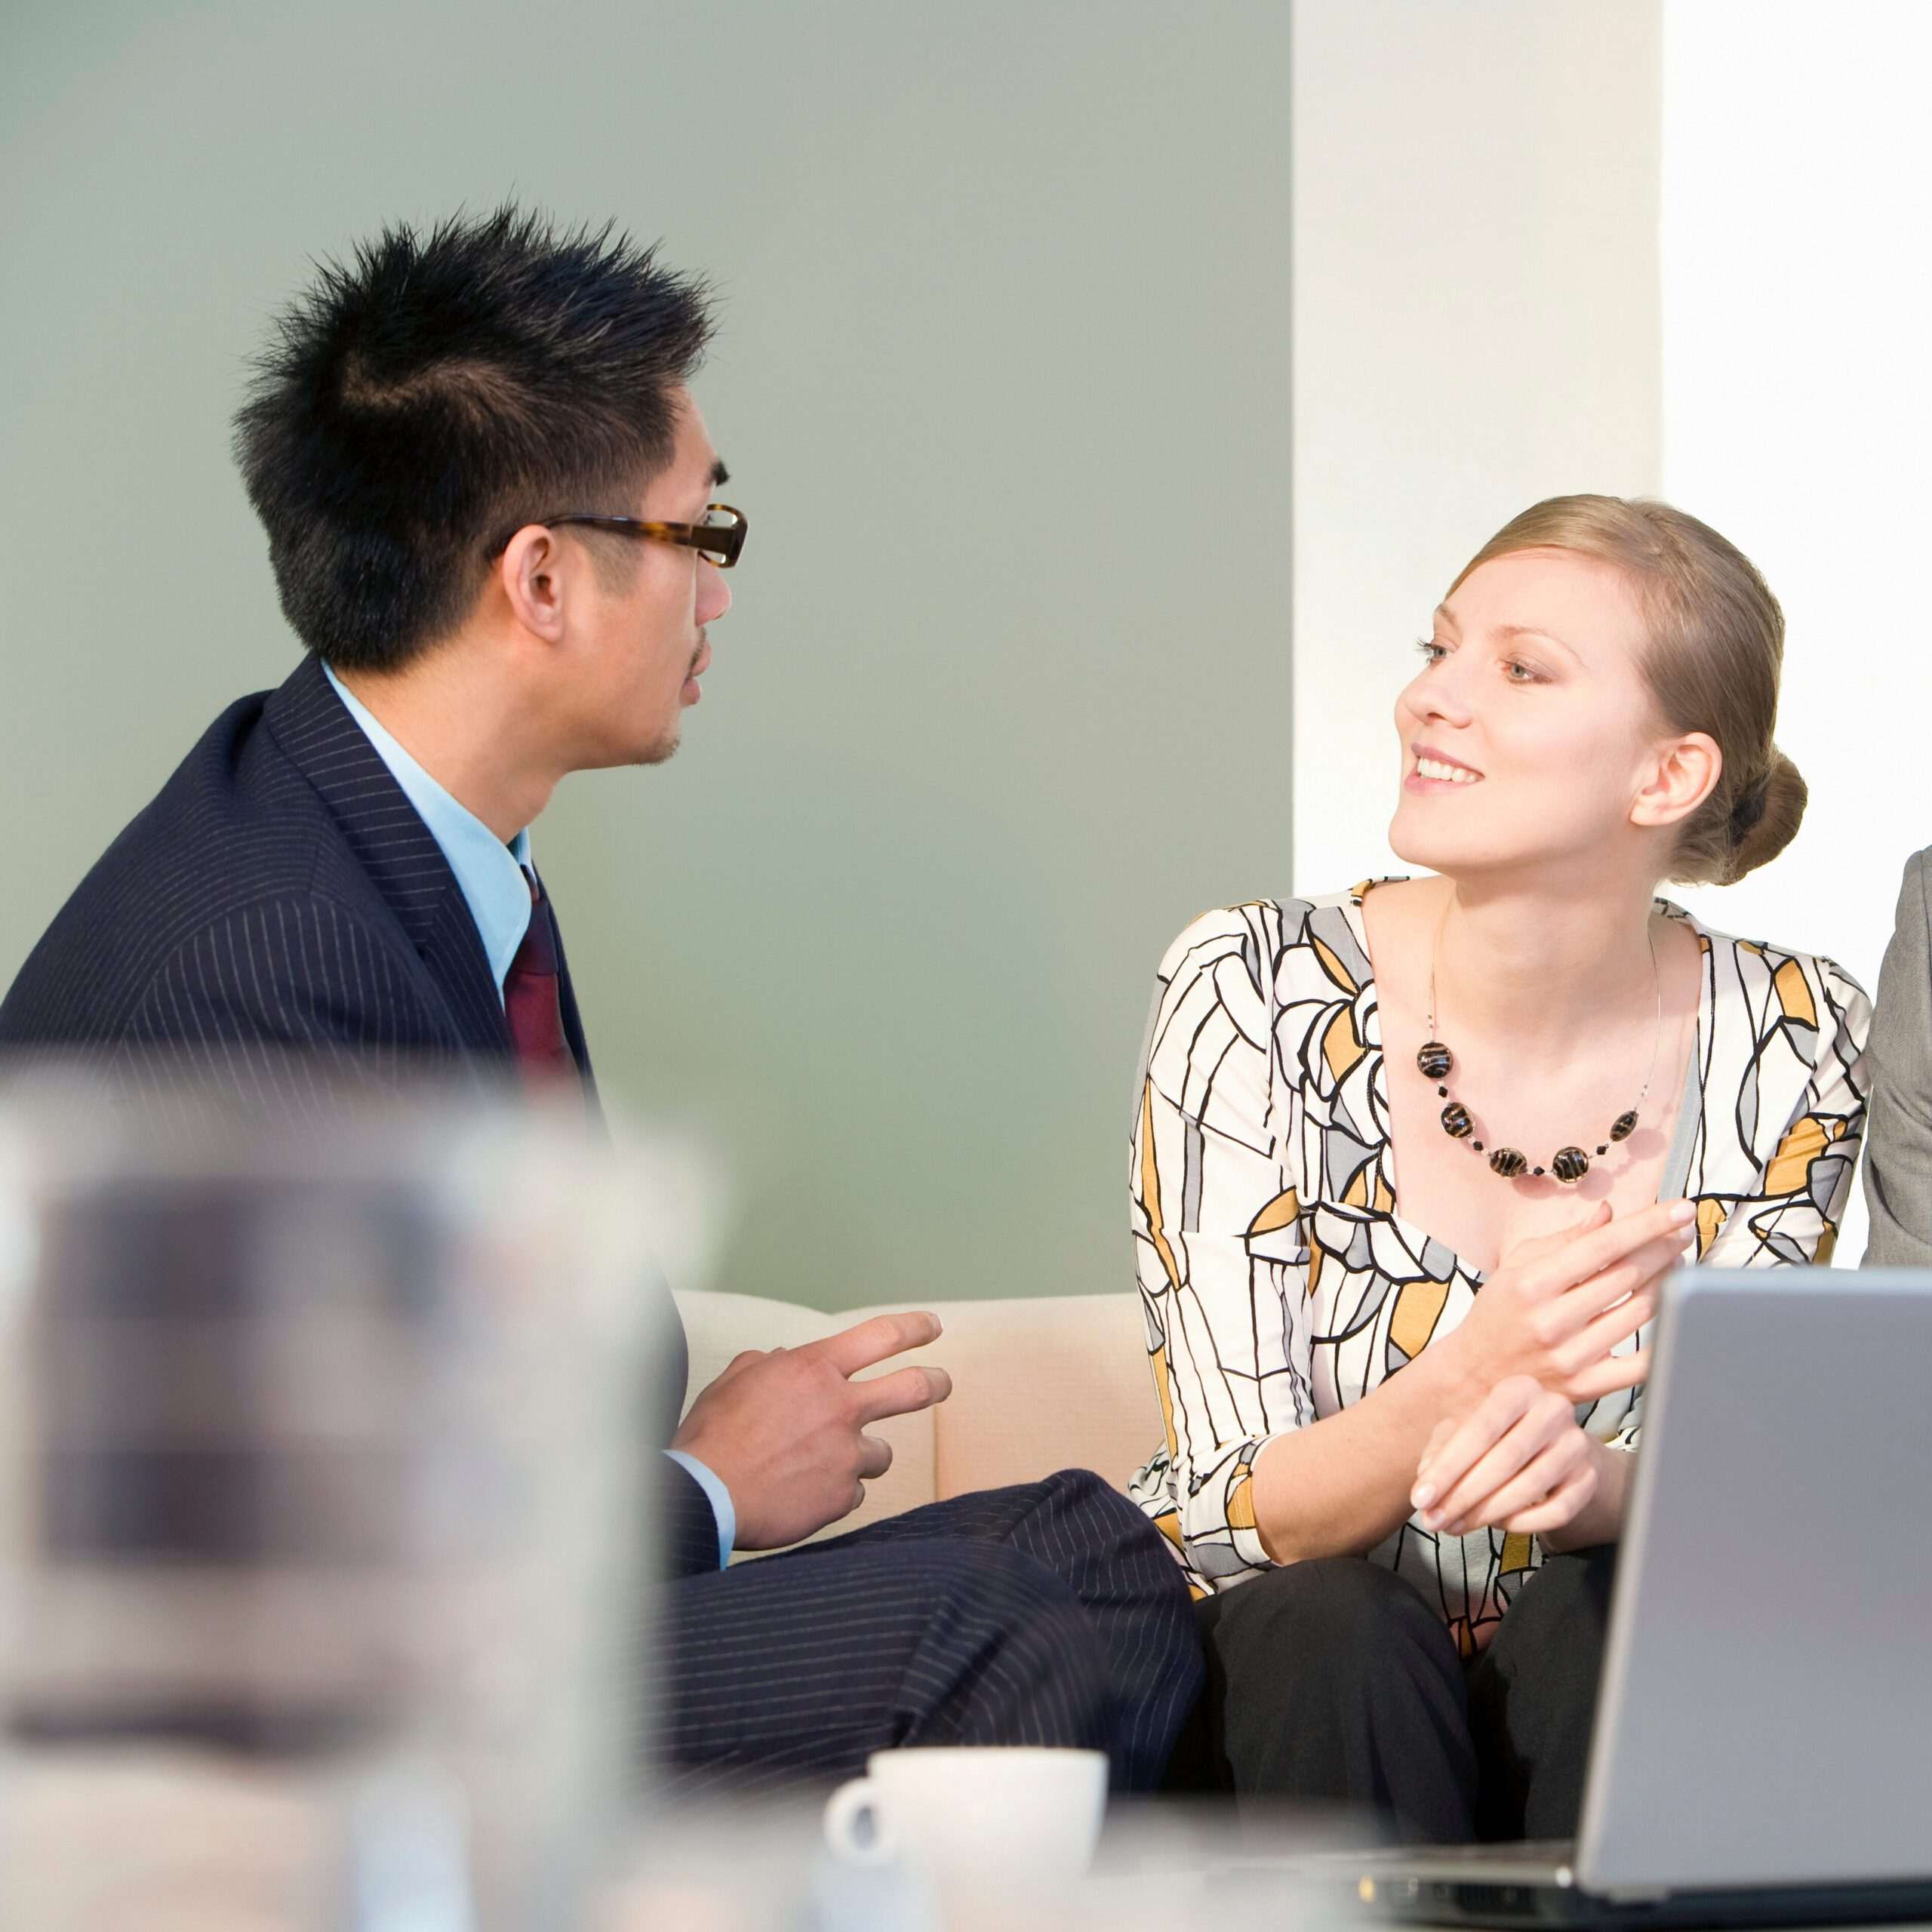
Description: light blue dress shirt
xmin=323 ymin=666 xmax=533 ymax=997
xmin=325 ymin=664 xmax=737 ymax=1567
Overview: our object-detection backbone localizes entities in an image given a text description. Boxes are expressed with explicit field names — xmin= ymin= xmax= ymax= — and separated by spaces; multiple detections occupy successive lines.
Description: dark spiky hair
xmin=233 ymin=207 xmax=714 ymax=671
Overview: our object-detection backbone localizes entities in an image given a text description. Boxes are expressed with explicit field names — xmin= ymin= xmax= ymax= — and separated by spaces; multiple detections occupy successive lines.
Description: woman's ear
xmin=1631 ymin=731 xmax=1721 ymax=830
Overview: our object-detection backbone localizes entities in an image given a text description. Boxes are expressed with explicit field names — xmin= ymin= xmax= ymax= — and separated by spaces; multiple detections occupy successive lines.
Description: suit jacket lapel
xmin=261 ymin=656 xmax=513 ymax=1060
xmin=263 ymin=666 xmax=656 ymax=1383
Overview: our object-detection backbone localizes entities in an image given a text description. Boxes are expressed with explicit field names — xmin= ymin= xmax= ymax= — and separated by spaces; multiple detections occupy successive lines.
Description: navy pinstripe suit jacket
xmin=0 ymin=654 xmax=721 ymax=1578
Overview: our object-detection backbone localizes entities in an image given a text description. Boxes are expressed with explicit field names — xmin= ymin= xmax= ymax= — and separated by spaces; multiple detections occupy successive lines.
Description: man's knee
xmin=1032 ymin=1466 xmax=1119 ymax=1512
xmin=1026 ymin=1466 xmax=1189 ymax=1567
xmin=1011 ymin=1465 xmax=1131 ymax=1528
xmin=914 ymin=1538 xmax=1100 ymax=1651
xmin=909 ymin=1540 xmax=1115 ymax=1740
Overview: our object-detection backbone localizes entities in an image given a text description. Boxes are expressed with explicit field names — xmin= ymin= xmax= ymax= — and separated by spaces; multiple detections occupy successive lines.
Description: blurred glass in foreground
xmin=0 ymin=1063 xmax=680 ymax=1930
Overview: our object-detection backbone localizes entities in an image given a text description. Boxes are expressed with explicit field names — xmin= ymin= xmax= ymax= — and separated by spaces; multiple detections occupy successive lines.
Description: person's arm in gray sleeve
xmin=1863 ymin=848 xmax=1932 ymax=1266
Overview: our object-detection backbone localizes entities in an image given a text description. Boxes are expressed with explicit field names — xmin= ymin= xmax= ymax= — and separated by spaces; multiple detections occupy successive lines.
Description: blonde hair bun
xmin=1725 ymin=746 xmax=1806 ymax=884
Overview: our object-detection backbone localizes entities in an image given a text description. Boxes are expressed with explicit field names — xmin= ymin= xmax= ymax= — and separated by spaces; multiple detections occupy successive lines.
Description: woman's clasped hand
xmin=1412 ymin=1197 xmax=1697 ymax=1540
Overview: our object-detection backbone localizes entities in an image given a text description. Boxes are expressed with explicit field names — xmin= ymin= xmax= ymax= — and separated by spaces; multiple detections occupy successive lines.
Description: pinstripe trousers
xmin=655 ymin=1469 xmax=1201 ymax=1796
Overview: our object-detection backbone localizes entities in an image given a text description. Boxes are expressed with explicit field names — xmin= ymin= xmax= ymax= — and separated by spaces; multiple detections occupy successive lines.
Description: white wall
xmin=1662 ymin=0 xmax=1932 ymax=1263
xmin=1663 ymin=0 xmax=1932 ymax=1002
xmin=1292 ymin=0 xmax=1920 ymax=1261
xmin=0 ymin=3 xmax=1293 ymax=1312
xmin=1291 ymin=0 xmax=1664 ymax=897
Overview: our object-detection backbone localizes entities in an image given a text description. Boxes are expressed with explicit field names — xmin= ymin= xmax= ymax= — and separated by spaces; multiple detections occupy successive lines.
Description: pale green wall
xmin=0 ymin=2 xmax=1292 ymax=1310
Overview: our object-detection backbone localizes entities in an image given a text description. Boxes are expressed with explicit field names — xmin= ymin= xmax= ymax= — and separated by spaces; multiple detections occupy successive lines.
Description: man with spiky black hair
xmin=0 ymin=209 xmax=1201 ymax=1791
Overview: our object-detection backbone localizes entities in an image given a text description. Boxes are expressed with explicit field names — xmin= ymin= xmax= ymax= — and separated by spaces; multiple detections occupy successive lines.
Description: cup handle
xmin=823 ymin=1776 xmax=894 ymax=1865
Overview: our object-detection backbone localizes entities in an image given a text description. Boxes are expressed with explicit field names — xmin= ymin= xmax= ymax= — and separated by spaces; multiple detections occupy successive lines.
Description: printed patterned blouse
xmin=1128 ymin=884 xmax=1870 ymax=1648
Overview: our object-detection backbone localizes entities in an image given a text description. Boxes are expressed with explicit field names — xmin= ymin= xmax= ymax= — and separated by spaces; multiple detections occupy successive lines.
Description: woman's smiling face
xmin=1389 ymin=546 xmax=1676 ymax=879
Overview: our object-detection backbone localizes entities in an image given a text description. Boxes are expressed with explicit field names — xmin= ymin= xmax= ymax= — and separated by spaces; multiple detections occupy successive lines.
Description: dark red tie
xmin=503 ymin=868 xmax=577 ymax=1084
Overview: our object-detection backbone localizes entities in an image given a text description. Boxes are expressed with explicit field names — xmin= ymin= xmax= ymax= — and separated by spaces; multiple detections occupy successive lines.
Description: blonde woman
xmin=1133 ymin=497 xmax=1868 ymax=1840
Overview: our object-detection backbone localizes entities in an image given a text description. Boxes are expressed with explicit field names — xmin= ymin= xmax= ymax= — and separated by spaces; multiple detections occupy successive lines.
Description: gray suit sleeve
xmin=1862 ymin=848 xmax=1932 ymax=1266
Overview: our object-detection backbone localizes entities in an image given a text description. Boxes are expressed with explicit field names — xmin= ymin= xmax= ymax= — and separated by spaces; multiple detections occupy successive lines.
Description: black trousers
xmin=657 ymin=1469 xmax=1204 ymax=1799
xmin=1176 ymin=1549 xmax=1617 ymax=1843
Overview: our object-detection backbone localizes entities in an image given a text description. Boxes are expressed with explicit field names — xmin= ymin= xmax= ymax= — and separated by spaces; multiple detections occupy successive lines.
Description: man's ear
xmin=497 ymin=525 xmax=569 ymax=641
xmin=1632 ymin=731 xmax=1721 ymax=830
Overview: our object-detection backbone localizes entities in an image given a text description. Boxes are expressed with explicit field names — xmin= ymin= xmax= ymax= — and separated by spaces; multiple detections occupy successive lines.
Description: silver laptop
xmin=1352 ymin=1265 xmax=1932 ymax=1928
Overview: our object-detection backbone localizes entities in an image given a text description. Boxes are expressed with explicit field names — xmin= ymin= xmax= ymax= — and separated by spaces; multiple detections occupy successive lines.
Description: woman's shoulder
xmin=1152 ymin=883 xmax=1388 ymax=1001
xmin=1663 ymin=901 xmax=1872 ymax=1046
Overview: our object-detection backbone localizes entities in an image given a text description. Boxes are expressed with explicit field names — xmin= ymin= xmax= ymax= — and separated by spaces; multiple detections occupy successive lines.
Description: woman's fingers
xmin=1576 ymin=1232 xmax=1693 ymax=1310
xmin=1411 ymin=1380 xmax=1531 ymax=1513
xmin=1412 ymin=1377 xmax=1556 ymax=1527
xmin=1553 ymin=1289 xmax=1657 ymax=1380
xmin=1518 ymin=1199 xmax=1696 ymax=1301
xmin=1564 ymin=1346 xmax=1651 ymax=1404
xmin=1446 ymin=1429 xmax=1595 ymax=1533
xmin=1425 ymin=1404 xmax=1573 ymax=1532
xmin=1417 ymin=1417 xmax=1456 ymax=1478
xmin=1500 ymin=1460 xmax=1600 ymax=1534
xmin=1534 ymin=1232 xmax=1685 ymax=1348
xmin=1497 ymin=1198 xmax=1612 ymax=1271
xmin=1554 ymin=1235 xmax=1690 ymax=1322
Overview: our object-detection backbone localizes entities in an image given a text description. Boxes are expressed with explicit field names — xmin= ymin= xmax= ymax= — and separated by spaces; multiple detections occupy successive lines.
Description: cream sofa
xmin=673 ymin=1288 xmax=1163 ymax=1539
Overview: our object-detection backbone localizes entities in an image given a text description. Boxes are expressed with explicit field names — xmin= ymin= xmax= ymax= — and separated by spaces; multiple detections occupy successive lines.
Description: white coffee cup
xmin=822 ymin=1746 xmax=1107 ymax=1887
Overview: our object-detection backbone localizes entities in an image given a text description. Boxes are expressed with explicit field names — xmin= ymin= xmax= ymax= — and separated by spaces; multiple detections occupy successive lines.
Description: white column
xmin=1291 ymin=0 xmax=1665 ymax=896
xmin=1663 ymin=0 xmax=1932 ymax=999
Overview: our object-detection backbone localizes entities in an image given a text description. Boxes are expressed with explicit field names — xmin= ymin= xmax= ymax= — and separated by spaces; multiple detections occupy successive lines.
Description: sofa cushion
xmin=672 ymin=1289 xmax=1160 ymax=1543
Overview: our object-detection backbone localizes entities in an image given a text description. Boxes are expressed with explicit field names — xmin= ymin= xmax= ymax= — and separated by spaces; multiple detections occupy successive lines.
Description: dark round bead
xmin=1552 ymin=1146 xmax=1591 ymax=1183
xmin=1417 ymin=1041 xmax=1454 ymax=1081
xmin=1609 ymin=1110 xmax=1638 ymax=1143
xmin=1488 ymin=1147 xmax=1527 ymax=1178
xmin=1440 ymin=1100 xmax=1473 ymax=1140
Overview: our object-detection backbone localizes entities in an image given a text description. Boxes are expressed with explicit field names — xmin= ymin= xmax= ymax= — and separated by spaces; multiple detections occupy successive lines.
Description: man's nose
xmin=700 ymin=565 xmax=732 ymax=624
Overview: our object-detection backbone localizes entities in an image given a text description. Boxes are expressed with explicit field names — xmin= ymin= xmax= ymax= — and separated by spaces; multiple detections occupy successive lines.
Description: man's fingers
xmin=809 ymin=1311 xmax=944 ymax=1377
xmin=851 ymin=1362 xmax=953 ymax=1424
xmin=857 ymin=1433 xmax=894 ymax=1481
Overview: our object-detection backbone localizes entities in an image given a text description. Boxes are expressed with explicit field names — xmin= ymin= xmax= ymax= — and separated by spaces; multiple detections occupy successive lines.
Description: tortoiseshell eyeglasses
xmin=488 ymin=502 xmax=747 ymax=568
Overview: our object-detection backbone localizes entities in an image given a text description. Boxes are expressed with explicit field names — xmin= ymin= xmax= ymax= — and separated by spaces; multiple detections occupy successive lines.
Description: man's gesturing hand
xmin=670 ymin=1312 xmax=953 ymax=1552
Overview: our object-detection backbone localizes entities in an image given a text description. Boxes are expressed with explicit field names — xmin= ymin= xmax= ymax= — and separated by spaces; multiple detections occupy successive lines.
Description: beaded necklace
xmin=1417 ymin=916 xmax=1660 ymax=1184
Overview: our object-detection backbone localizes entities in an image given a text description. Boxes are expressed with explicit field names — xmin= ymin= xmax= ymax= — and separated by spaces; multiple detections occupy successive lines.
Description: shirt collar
xmin=323 ymin=663 xmax=532 ymax=996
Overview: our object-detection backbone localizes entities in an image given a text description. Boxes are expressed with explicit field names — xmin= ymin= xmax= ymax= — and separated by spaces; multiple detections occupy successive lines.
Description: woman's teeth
xmin=1417 ymin=757 xmax=1479 ymax=784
